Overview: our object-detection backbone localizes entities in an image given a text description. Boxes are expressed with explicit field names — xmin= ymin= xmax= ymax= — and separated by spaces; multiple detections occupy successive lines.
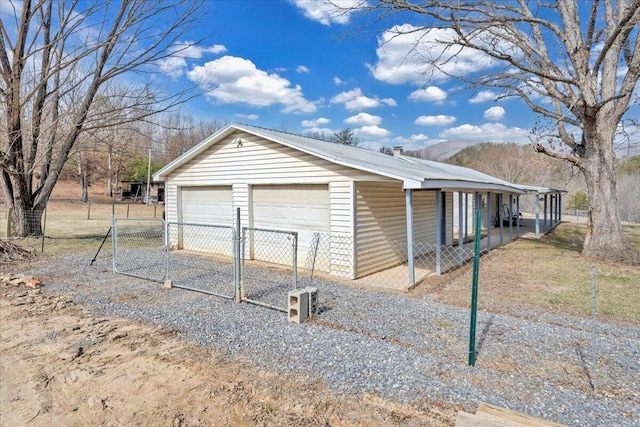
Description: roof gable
xmin=154 ymin=123 xmax=529 ymax=194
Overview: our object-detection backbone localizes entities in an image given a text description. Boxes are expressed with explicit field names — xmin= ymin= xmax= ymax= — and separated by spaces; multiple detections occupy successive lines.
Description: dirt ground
xmin=0 ymin=276 xmax=459 ymax=427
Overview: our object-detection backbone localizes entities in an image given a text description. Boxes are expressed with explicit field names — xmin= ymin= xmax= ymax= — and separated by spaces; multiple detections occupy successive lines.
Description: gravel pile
xmin=27 ymin=252 xmax=640 ymax=427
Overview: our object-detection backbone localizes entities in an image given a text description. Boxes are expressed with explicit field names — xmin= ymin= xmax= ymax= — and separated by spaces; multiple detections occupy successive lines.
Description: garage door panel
xmin=179 ymin=186 xmax=233 ymax=254
xmin=252 ymin=185 xmax=330 ymax=270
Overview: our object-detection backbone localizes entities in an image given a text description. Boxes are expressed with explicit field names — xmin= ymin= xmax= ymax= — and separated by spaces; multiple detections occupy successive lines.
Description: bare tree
xmin=350 ymin=0 xmax=640 ymax=264
xmin=0 ymin=0 xmax=204 ymax=236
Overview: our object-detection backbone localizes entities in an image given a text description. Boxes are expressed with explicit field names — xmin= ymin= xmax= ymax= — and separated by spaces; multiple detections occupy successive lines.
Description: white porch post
xmin=516 ymin=196 xmax=521 ymax=237
xmin=535 ymin=192 xmax=541 ymax=238
xmin=558 ymin=194 xmax=562 ymax=222
xmin=464 ymin=193 xmax=469 ymax=243
xmin=508 ymin=194 xmax=513 ymax=242
xmin=405 ymin=189 xmax=415 ymax=285
xmin=458 ymin=191 xmax=463 ymax=265
xmin=435 ymin=190 xmax=442 ymax=274
xmin=486 ymin=192 xmax=492 ymax=251
xmin=498 ymin=193 xmax=504 ymax=246
xmin=544 ymin=194 xmax=548 ymax=229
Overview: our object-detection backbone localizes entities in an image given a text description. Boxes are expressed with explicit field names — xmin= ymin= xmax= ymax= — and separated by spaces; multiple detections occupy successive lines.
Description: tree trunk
xmin=10 ymin=202 xmax=44 ymax=237
xmin=581 ymin=125 xmax=640 ymax=264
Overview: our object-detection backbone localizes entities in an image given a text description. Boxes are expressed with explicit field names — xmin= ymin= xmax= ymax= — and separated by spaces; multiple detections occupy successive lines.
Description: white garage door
xmin=252 ymin=184 xmax=330 ymax=268
xmin=180 ymin=186 xmax=233 ymax=225
xmin=178 ymin=186 xmax=233 ymax=255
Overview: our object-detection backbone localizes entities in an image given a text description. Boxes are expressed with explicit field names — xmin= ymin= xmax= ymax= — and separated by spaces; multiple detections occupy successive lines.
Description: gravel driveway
xmin=27 ymin=252 xmax=640 ymax=427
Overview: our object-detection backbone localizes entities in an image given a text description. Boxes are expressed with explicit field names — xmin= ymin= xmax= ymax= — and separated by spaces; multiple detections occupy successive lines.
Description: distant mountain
xmin=405 ymin=140 xmax=479 ymax=161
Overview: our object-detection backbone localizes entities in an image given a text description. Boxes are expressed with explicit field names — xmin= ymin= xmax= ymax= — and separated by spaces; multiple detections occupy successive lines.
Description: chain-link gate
xmin=241 ymin=227 xmax=297 ymax=311
xmin=166 ymin=222 xmax=238 ymax=299
xmin=113 ymin=217 xmax=166 ymax=282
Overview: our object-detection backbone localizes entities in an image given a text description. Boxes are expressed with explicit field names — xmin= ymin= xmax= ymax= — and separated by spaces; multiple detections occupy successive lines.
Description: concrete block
xmin=305 ymin=287 xmax=319 ymax=316
xmin=287 ymin=289 xmax=309 ymax=324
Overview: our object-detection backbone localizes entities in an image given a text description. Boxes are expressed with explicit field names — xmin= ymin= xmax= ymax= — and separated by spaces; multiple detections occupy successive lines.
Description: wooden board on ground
xmin=456 ymin=402 xmax=567 ymax=427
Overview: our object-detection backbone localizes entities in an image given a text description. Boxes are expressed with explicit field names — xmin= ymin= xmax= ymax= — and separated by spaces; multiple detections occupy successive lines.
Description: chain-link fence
xmin=300 ymin=232 xmax=476 ymax=291
xmin=166 ymin=222 xmax=237 ymax=299
xmin=0 ymin=200 xmax=164 ymax=254
xmin=113 ymin=218 xmax=166 ymax=282
xmin=241 ymin=227 xmax=298 ymax=311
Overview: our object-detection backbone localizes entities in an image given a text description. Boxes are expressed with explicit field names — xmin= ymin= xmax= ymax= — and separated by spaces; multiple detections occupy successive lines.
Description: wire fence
xmin=241 ymin=227 xmax=298 ymax=312
xmin=166 ymin=222 xmax=237 ymax=299
xmin=113 ymin=218 xmax=166 ymax=282
xmin=0 ymin=200 xmax=164 ymax=254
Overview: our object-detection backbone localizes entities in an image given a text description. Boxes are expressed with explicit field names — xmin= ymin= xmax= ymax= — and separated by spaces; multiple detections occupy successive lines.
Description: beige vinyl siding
xmin=453 ymin=192 xmax=474 ymax=235
xmin=355 ymin=181 xmax=407 ymax=278
xmin=165 ymin=183 xmax=179 ymax=224
xmin=232 ymin=183 xmax=250 ymax=229
xmin=166 ymin=131 xmax=388 ymax=186
xmin=445 ymin=192 xmax=453 ymax=245
xmin=413 ymin=191 xmax=437 ymax=245
xmin=329 ymin=181 xmax=355 ymax=278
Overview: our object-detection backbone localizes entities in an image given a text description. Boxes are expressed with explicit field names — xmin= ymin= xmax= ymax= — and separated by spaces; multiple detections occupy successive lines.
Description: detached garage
xmin=154 ymin=123 xmax=527 ymax=285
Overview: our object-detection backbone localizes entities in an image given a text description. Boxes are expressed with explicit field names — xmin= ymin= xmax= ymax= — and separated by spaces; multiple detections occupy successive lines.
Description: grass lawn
xmin=416 ymin=222 xmax=640 ymax=324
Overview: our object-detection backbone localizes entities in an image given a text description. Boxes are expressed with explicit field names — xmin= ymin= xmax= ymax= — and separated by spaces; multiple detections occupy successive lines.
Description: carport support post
xmin=435 ymin=190 xmax=442 ymax=274
xmin=508 ymin=195 xmax=513 ymax=242
xmin=516 ymin=196 xmax=521 ymax=237
xmin=464 ymin=193 xmax=469 ymax=243
xmin=405 ymin=189 xmax=415 ymax=286
xmin=559 ymin=194 xmax=562 ymax=222
xmin=486 ymin=192 xmax=491 ymax=251
xmin=544 ymin=194 xmax=548 ymax=229
xmin=498 ymin=193 xmax=504 ymax=246
xmin=535 ymin=193 xmax=541 ymax=238
xmin=458 ymin=192 xmax=463 ymax=265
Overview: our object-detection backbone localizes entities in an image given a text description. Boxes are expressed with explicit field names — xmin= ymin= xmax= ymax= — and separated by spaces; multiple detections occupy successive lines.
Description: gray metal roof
xmin=154 ymin=123 xmax=538 ymax=194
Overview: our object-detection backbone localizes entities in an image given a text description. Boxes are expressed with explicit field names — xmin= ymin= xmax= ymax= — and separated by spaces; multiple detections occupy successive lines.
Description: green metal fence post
xmin=469 ymin=209 xmax=482 ymax=366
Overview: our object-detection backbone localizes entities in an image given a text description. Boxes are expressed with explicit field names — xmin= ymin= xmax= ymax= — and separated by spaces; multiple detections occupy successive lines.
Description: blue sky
xmin=155 ymin=0 xmax=536 ymax=151
xmin=5 ymin=0 xmax=635 ymax=153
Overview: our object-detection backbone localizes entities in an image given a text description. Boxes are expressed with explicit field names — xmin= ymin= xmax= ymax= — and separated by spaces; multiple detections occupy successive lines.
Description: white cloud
xmin=439 ymin=123 xmax=530 ymax=143
xmin=301 ymin=117 xmax=331 ymax=127
xmin=392 ymin=134 xmax=431 ymax=143
xmin=333 ymin=76 xmax=346 ymax=86
xmin=368 ymin=24 xmax=497 ymax=85
xmin=158 ymin=41 xmax=227 ymax=79
xmin=330 ymin=88 xmax=396 ymax=111
xmin=484 ymin=106 xmax=505 ymax=120
xmin=289 ymin=0 xmax=364 ymax=26
xmin=344 ymin=112 xmax=382 ymax=126
xmin=415 ymin=115 xmax=456 ymax=126
xmin=187 ymin=56 xmax=317 ymax=114
xmin=235 ymin=113 xmax=259 ymax=121
xmin=408 ymin=86 xmax=447 ymax=104
xmin=358 ymin=125 xmax=391 ymax=137
xmin=469 ymin=90 xmax=497 ymax=103
xmin=296 ymin=65 xmax=310 ymax=73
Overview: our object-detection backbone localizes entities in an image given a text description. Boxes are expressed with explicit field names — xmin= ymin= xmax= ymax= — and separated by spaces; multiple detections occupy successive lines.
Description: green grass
xmin=420 ymin=222 xmax=640 ymax=324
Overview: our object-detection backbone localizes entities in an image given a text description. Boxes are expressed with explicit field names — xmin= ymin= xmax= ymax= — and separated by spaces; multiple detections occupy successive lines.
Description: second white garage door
xmin=252 ymin=184 xmax=330 ymax=268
